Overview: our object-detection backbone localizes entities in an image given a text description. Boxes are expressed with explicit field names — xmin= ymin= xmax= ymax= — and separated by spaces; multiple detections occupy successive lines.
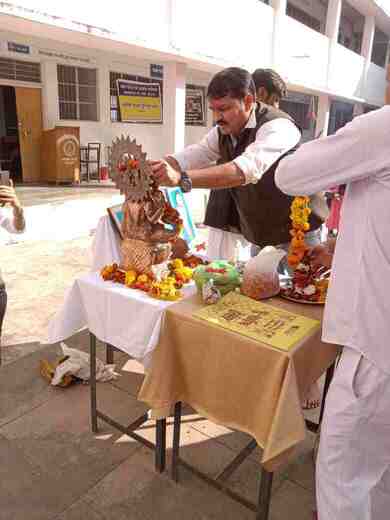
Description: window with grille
xmin=109 ymin=71 xmax=163 ymax=123
xmin=280 ymin=93 xmax=318 ymax=141
xmin=0 ymin=57 xmax=41 ymax=83
xmin=286 ymin=3 xmax=322 ymax=33
xmin=58 ymin=65 xmax=98 ymax=121
xmin=372 ymin=28 xmax=389 ymax=68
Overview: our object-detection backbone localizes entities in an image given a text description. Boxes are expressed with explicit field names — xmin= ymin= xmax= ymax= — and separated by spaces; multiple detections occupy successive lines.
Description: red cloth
xmin=326 ymin=195 xmax=343 ymax=231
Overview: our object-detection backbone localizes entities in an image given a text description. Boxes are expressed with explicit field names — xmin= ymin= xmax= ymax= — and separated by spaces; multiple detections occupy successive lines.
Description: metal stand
xmin=318 ymin=361 xmax=335 ymax=425
xmin=89 ymin=332 xmax=166 ymax=472
xmin=106 ymin=343 xmax=115 ymax=365
xmin=170 ymin=362 xmax=336 ymax=519
xmin=305 ymin=361 xmax=336 ymax=434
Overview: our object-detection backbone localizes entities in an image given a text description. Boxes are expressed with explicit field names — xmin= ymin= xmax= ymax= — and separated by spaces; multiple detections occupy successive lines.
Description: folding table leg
xmin=256 ymin=468 xmax=273 ymax=520
xmin=90 ymin=332 xmax=98 ymax=433
xmin=155 ymin=418 xmax=167 ymax=473
xmin=106 ymin=343 xmax=114 ymax=365
xmin=171 ymin=401 xmax=182 ymax=482
xmin=319 ymin=361 xmax=336 ymax=426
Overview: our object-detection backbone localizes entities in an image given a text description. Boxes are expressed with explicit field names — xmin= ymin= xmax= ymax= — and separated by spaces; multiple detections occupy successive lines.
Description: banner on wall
xmin=117 ymin=79 xmax=163 ymax=123
xmin=185 ymin=84 xmax=206 ymax=126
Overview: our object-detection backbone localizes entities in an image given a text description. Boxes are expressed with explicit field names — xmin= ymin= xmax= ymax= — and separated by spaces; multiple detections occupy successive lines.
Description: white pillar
xmin=98 ymin=63 xmax=110 ymax=127
xmin=325 ymin=0 xmax=342 ymax=90
xmin=385 ymin=42 xmax=390 ymax=69
xmin=315 ymin=95 xmax=331 ymax=138
xmin=325 ymin=0 xmax=342 ymax=42
xmin=163 ymin=62 xmax=186 ymax=154
xmin=40 ymin=60 xmax=59 ymax=130
xmin=361 ymin=15 xmax=376 ymax=100
xmin=353 ymin=103 xmax=364 ymax=116
xmin=97 ymin=63 xmax=110 ymax=164
xmin=270 ymin=0 xmax=287 ymax=68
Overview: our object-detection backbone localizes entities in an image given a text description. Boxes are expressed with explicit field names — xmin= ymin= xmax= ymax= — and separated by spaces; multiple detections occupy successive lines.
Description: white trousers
xmin=317 ymin=347 xmax=390 ymax=520
xmin=206 ymin=228 xmax=251 ymax=262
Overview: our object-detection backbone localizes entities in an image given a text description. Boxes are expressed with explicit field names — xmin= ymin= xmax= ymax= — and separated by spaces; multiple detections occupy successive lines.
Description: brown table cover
xmin=138 ymin=294 xmax=340 ymax=471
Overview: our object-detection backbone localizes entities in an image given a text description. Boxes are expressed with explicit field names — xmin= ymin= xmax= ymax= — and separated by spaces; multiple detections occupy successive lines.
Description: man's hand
xmin=309 ymin=238 xmax=336 ymax=270
xmin=0 ymin=181 xmax=25 ymax=231
xmin=150 ymin=160 xmax=181 ymax=187
xmin=0 ymin=181 xmax=21 ymax=209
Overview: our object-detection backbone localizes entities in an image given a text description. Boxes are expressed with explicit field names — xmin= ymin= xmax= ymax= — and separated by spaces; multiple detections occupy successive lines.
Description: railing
xmin=364 ymin=62 xmax=386 ymax=106
xmin=277 ymin=16 xmax=329 ymax=91
xmin=170 ymin=0 xmax=273 ymax=69
xmin=328 ymin=44 xmax=365 ymax=99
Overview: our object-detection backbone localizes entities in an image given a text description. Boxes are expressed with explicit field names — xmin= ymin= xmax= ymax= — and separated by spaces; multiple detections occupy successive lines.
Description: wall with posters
xmin=0 ymin=29 xmax=215 ymax=164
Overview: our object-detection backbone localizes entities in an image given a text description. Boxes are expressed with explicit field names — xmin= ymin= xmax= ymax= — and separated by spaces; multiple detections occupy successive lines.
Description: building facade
xmin=0 ymin=0 xmax=389 ymax=184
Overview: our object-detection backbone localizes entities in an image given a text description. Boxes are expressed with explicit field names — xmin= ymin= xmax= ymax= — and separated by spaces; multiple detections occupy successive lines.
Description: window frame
xmin=57 ymin=64 xmax=98 ymax=122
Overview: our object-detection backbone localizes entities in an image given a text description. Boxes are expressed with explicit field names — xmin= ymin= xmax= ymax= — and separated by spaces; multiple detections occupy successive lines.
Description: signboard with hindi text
xmin=117 ymin=79 xmax=163 ymax=123
xmin=185 ymin=84 xmax=206 ymax=126
xmin=194 ymin=292 xmax=320 ymax=351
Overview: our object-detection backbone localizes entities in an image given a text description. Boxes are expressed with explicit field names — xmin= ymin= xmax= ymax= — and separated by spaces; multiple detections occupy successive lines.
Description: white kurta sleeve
xmin=275 ymin=106 xmax=390 ymax=196
xmin=169 ymin=127 xmax=221 ymax=171
xmin=233 ymin=119 xmax=301 ymax=185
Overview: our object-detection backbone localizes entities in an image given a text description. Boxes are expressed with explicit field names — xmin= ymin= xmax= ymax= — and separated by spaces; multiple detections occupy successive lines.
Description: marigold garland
xmin=100 ymin=256 xmax=204 ymax=301
xmin=287 ymin=196 xmax=311 ymax=268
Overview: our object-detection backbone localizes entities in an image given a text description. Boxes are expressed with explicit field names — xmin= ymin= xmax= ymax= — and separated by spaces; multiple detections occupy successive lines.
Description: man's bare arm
xmin=164 ymin=156 xmax=182 ymax=172
xmin=151 ymin=160 xmax=245 ymax=189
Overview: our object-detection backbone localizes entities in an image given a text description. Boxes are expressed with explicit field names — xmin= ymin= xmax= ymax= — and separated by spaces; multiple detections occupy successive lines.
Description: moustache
xmin=217 ymin=120 xmax=226 ymax=126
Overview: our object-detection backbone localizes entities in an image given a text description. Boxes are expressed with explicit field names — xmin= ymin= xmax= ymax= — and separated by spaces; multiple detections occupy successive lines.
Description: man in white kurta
xmin=275 ymin=106 xmax=390 ymax=520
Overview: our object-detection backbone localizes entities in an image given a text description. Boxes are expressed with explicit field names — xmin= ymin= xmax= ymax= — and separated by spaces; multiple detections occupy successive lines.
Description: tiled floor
xmin=0 ymin=338 xmax=318 ymax=520
xmin=0 ymin=186 xmax=318 ymax=518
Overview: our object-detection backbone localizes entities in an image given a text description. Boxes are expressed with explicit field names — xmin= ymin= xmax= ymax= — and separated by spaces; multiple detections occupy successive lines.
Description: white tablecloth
xmin=48 ymin=271 xmax=197 ymax=362
xmin=91 ymin=215 xmax=121 ymax=272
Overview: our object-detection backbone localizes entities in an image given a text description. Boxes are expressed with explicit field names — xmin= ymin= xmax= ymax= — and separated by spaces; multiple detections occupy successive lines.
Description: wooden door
xmin=15 ymin=87 xmax=43 ymax=183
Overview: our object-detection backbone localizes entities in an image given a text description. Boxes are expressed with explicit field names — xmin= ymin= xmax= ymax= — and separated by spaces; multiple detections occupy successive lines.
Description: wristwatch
xmin=179 ymin=171 xmax=192 ymax=193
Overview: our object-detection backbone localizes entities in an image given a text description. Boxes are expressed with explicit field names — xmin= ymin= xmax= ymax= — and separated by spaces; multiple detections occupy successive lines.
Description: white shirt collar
xmin=230 ymin=105 xmax=256 ymax=146
xmin=244 ymin=106 xmax=257 ymax=130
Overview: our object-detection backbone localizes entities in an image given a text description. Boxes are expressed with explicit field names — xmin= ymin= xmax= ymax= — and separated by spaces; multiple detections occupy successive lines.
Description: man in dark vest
xmin=151 ymin=66 xmax=322 ymax=256
xmin=205 ymin=68 xmax=291 ymax=260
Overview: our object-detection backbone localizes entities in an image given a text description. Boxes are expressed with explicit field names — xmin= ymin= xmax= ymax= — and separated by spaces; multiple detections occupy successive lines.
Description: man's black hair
xmin=252 ymin=68 xmax=287 ymax=99
xmin=207 ymin=67 xmax=256 ymax=100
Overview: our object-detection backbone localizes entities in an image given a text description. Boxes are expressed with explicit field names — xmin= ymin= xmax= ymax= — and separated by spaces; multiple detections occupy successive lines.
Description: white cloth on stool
xmin=91 ymin=215 xmax=121 ymax=271
xmin=47 ymin=272 xmax=197 ymax=363
xmin=317 ymin=346 xmax=390 ymax=520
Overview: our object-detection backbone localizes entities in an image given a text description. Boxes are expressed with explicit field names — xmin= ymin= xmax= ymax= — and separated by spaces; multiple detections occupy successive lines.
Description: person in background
xmin=0 ymin=181 xmax=25 ymax=365
xmin=326 ymin=185 xmax=345 ymax=236
xmin=204 ymin=68 xmax=290 ymax=261
xmin=252 ymin=68 xmax=286 ymax=108
xmin=250 ymin=70 xmax=325 ymax=410
xmin=275 ymin=106 xmax=390 ymax=520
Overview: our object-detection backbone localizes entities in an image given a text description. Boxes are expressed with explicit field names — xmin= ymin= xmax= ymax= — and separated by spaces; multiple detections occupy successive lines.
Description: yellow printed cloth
xmin=194 ymin=292 xmax=320 ymax=351
xmin=139 ymin=294 xmax=340 ymax=471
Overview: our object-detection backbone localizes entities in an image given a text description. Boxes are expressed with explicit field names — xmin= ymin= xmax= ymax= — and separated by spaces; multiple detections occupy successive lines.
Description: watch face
xmin=181 ymin=176 xmax=192 ymax=192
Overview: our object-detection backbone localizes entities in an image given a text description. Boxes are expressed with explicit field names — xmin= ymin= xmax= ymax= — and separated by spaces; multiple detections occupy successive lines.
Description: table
xmin=49 ymin=215 xmax=338 ymax=516
xmin=48 ymin=271 xmax=197 ymax=472
xmin=138 ymin=294 xmax=340 ymax=518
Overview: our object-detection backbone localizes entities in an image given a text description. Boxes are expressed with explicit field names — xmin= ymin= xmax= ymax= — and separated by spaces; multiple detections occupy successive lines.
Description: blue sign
xmin=8 ymin=42 xmax=30 ymax=54
xmin=150 ymin=64 xmax=163 ymax=79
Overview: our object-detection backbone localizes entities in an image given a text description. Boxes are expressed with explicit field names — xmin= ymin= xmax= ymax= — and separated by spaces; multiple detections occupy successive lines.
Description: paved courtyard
xmin=0 ymin=186 xmax=319 ymax=520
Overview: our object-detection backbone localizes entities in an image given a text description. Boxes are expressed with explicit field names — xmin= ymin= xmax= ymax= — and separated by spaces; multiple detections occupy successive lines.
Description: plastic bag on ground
xmin=51 ymin=343 xmax=120 ymax=386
